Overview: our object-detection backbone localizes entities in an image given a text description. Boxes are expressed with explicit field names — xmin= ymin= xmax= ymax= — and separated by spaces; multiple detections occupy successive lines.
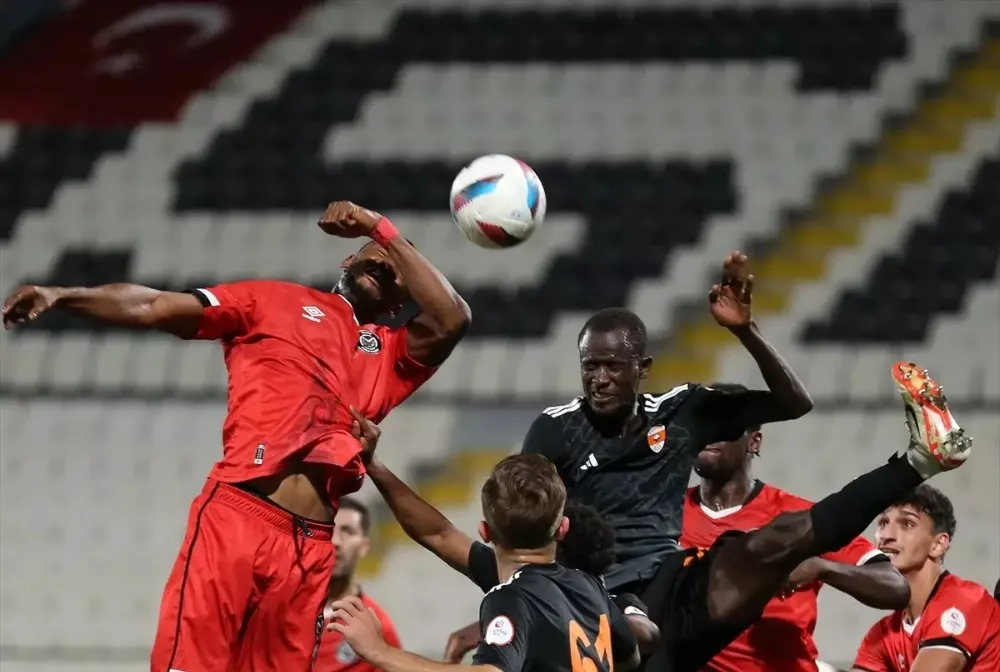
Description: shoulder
xmin=763 ymin=484 xmax=813 ymax=511
xmin=930 ymin=574 xmax=995 ymax=617
xmin=642 ymin=384 xmax=696 ymax=415
xmin=541 ymin=397 xmax=585 ymax=419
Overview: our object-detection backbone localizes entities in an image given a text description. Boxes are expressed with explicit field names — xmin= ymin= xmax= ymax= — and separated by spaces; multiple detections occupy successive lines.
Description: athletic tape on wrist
xmin=371 ymin=217 xmax=400 ymax=247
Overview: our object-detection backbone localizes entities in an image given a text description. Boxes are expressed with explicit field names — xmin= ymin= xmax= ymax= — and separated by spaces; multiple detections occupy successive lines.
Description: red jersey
xmin=190 ymin=281 xmax=434 ymax=498
xmin=316 ymin=593 xmax=401 ymax=672
xmin=854 ymin=572 xmax=1000 ymax=671
xmin=680 ymin=482 xmax=885 ymax=672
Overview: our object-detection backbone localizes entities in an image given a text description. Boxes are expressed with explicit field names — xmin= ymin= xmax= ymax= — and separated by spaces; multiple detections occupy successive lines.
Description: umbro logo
xmin=580 ymin=453 xmax=599 ymax=471
xmin=302 ymin=306 xmax=325 ymax=323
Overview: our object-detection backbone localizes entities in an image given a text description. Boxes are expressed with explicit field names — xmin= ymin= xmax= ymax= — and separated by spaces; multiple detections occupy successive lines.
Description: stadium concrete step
xmin=647 ymin=30 xmax=1000 ymax=390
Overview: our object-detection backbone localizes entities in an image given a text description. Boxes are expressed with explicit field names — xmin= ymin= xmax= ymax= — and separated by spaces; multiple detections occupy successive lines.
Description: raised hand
xmin=709 ymin=250 xmax=754 ymax=329
xmin=2 ymin=285 xmax=62 ymax=330
xmin=348 ymin=406 xmax=381 ymax=465
xmin=318 ymin=201 xmax=382 ymax=238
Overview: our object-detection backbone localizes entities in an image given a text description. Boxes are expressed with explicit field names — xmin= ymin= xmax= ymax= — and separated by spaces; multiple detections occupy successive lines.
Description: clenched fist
xmin=2 ymin=285 xmax=62 ymax=330
xmin=318 ymin=201 xmax=382 ymax=238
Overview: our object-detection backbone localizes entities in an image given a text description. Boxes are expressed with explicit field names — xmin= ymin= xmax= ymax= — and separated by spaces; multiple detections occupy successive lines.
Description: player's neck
xmin=333 ymin=284 xmax=377 ymax=324
xmin=904 ymin=561 xmax=945 ymax=622
xmin=327 ymin=575 xmax=361 ymax=601
xmin=699 ymin=473 xmax=756 ymax=511
xmin=495 ymin=547 xmax=557 ymax=581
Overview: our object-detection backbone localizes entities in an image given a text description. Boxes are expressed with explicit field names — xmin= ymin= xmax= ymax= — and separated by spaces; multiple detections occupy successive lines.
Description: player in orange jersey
xmin=679 ymin=383 xmax=909 ymax=672
xmin=316 ymin=496 xmax=401 ymax=672
xmin=853 ymin=485 xmax=1000 ymax=672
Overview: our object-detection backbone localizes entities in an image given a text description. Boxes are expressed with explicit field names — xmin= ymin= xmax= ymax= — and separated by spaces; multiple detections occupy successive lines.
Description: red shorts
xmin=151 ymin=479 xmax=334 ymax=672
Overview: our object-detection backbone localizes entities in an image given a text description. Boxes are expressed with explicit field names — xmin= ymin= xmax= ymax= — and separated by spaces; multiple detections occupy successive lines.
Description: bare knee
xmin=743 ymin=511 xmax=815 ymax=566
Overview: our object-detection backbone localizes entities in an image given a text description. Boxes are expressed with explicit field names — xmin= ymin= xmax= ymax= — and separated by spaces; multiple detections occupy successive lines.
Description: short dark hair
xmin=893 ymin=484 xmax=957 ymax=539
xmin=708 ymin=382 xmax=762 ymax=433
xmin=482 ymin=454 xmax=567 ymax=550
xmin=557 ymin=501 xmax=616 ymax=576
xmin=339 ymin=496 xmax=371 ymax=535
xmin=579 ymin=307 xmax=648 ymax=356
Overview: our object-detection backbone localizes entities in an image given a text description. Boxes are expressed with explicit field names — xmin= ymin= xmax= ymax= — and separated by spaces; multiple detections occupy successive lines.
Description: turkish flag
xmin=0 ymin=0 xmax=314 ymax=125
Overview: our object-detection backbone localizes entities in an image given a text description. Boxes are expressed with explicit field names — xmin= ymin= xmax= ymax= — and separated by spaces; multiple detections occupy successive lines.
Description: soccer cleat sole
xmin=892 ymin=361 xmax=971 ymax=470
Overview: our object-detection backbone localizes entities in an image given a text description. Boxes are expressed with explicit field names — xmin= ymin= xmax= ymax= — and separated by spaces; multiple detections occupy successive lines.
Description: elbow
xmin=864 ymin=567 xmax=911 ymax=610
xmin=437 ymin=296 xmax=472 ymax=343
xmin=787 ymin=391 xmax=814 ymax=419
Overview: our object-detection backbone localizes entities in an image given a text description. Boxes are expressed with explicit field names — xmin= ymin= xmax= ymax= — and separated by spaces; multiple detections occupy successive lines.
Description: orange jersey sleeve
xmin=853 ymin=618 xmax=892 ymax=672
xmin=369 ymin=324 xmax=436 ymax=414
xmin=823 ymin=533 xmax=884 ymax=567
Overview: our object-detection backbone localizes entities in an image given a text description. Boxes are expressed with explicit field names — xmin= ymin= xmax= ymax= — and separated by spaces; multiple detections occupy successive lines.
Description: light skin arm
xmin=319 ymin=201 xmax=471 ymax=367
xmin=349 ymin=408 xmax=475 ymax=576
xmin=784 ymin=557 xmax=909 ymax=610
xmin=708 ymin=251 xmax=814 ymax=423
xmin=2 ymin=284 xmax=204 ymax=337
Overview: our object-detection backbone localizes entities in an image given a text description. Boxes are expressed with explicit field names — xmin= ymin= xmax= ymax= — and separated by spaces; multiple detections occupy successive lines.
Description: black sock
xmin=809 ymin=454 xmax=925 ymax=553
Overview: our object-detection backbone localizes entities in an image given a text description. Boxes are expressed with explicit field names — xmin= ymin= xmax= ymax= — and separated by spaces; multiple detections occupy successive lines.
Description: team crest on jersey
xmin=358 ymin=329 xmax=381 ymax=354
xmin=336 ymin=641 xmax=360 ymax=663
xmin=940 ymin=607 xmax=966 ymax=635
xmin=647 ymin=425 xmax=666 ymax=453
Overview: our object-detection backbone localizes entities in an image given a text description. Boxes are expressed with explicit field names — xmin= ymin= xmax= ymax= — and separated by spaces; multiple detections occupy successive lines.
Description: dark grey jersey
xmin=521 ymin=383 xmax=749 ymax=592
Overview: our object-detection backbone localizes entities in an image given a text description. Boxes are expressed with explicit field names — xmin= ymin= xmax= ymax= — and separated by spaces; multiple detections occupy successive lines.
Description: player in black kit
xmin=520 ymin=252 xmax=973 ymax=671
xmin=329 ymin=408 xmax=647 ymax=672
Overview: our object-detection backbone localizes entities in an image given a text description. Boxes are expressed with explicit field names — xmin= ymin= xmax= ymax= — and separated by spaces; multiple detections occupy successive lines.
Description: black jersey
xmin=520 ymin=383 xmax=749 ymax=592
xmin=465 ymin=543 xmax=638 ymax=672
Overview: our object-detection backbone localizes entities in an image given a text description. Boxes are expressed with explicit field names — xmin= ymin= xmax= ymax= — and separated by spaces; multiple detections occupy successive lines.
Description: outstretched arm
xmin=366 ymin=457 xmax=476 ymax=576
xmin=3 ymin=283 xmax=204 ymax=337
xmin=704 ymin=251 xmax=813 ymax=427
xmin=784 ymin=557 xmax=909 ymax=610
xmin=319 ymin=201 xmax=471 ymax=367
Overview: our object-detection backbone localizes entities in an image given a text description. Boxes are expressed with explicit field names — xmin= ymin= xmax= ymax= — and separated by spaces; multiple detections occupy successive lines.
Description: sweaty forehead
xmin=579 ymin=329 xmax=633 ymax=358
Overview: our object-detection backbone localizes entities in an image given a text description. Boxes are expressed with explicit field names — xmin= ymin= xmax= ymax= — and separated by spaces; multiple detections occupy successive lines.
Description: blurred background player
xmin=317 ymin=496 xmax=401 ymax=672
xmin=852 ymin=485 xmax=1000 ymax=672
xmin=1 ymin=201 xmax=469 ymax=671
xmin=442 ymin=500 xmax=661 ymax=662
xmin=681 ymin=383 xmax=908 ymax=672
xmin=330 ymin=411 xmax=643 ymax=672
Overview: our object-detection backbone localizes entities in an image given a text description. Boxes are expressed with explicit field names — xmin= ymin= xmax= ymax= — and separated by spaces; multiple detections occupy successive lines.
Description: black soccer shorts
xmin=617 ymin=531 xmax=758 ymax=672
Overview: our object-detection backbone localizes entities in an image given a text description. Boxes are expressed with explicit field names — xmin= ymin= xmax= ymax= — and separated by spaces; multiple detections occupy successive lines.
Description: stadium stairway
xmin=646 ymin=17 xmax=1000 ymax=391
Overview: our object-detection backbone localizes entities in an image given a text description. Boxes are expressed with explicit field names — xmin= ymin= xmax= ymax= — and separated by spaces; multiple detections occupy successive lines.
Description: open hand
xmin=327 ymin=596 xmax=387 ymax=661
xmin=2 ymin=285 xmax=62 ymax=330
xmin=443 ymin=621 xmax=481 ymax=663
xmin=318 ymin=201 xmax=381 ymax=238
xmin=709 ymin=250 xmax=754 ymax=329
xmin=348 ymin=406 xmax=381 ymax=465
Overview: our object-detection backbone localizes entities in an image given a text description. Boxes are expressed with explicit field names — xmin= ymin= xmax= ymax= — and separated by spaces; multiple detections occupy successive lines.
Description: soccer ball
xmin=449 ymin=154 xmax=546 ymax=249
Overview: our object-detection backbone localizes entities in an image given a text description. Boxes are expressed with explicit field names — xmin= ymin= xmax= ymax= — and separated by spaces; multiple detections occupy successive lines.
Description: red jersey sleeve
xmin=919 ymin=582 xmax=999 ymax=659
xmin=823 ymin=533 xmax=885 ymax=567
xmin=380 ymin=324 xmax=436 ymax=407
xmin=187 ymin=280 xmax=267 ymax=340
xmin=853 ymin=619 xmax=891 ymax=672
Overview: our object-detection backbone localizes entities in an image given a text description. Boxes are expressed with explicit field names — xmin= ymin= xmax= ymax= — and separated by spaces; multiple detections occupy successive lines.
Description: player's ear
xmin=747 ymin=431 xmax=762 ymax=456
xmin=478 ymin=521 xmax=492 ymax=544
xmin=930 ymin=532 xmax=951 ymax=561
xmin=341 ymin=254 xmax=356 ymax=270
xmin=554 ymin=515 xmax=570 ymax=542
xmin=638 ymin=356 xmax=652 ymax=379
xmin=358 ymin=536 xmax=371 ymax=559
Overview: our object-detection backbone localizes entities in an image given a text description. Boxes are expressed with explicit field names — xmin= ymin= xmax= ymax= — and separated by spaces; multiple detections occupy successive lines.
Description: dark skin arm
xmin=783 ymin=557 xmax=910 ymax=610
xmin=319 ymin=202 xmax=471 ymax=367
xmin=707 ymin=251 xmax=814 ymax=424
xmin=349 ymin=408 xmax=475 ymax=576
xmin=2 ymin=284 xmax=204 ymax=337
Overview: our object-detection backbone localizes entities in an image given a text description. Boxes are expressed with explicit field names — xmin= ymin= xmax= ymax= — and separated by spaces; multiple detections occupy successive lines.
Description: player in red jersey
xmin=1 ymin=201 xmax=470 ymax=672
xmin=679 ymin=383 xmax=909 ymax=672
xmin=853 ymin=485 xmax=1000 ymax=672
xmin=317 ymin=496 xmax=401 ymax=672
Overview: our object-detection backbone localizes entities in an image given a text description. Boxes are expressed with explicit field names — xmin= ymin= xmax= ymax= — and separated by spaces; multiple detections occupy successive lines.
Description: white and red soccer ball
xmin=449 ymin=154 xmax=546 ymax=249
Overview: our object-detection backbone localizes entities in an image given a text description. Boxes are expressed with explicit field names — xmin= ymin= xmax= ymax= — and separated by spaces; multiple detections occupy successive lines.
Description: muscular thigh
xmin=232 ymin=533 xmax=334 ymax=672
